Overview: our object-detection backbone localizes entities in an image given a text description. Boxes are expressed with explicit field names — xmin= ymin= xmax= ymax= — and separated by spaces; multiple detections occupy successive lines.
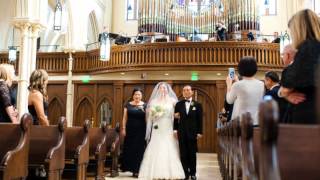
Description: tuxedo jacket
xmin=265 ymin=85 xmax=288 ymax=122
xmin=174 ymin=100 xmax=203 ymax=139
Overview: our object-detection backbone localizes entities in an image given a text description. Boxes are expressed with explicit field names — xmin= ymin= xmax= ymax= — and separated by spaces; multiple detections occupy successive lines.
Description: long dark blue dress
xmin=121 ymin=102 xmax=146 ymax=174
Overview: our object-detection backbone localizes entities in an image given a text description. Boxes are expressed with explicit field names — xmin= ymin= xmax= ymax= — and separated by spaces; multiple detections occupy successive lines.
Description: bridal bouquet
xmin=150 ymin=105 xmax=165 ymax=121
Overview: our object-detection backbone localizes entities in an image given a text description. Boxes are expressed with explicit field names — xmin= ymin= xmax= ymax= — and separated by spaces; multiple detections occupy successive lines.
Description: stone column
xmin=29 ymin=24 xmax=42 ymax=73
xmin=15 ymin=22 xmax=31 ymax=120
xmin=65 ymin=51 xmax=74 ymax=127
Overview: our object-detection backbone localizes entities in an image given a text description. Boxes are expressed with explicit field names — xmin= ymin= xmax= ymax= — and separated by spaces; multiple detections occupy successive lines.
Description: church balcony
xmin=0 ymin=42 xmax=282 ymax=74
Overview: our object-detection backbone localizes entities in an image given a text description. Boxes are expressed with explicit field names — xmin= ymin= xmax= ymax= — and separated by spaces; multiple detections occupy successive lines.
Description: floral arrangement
xmin=150 ymin=105 xmax=165 ymax=121
xmin=136 ymin=105 xmax=145 ymax=112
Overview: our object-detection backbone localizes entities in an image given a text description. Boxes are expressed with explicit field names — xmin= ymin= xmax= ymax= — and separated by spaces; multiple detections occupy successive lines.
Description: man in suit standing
xmin=174 ymin=85 xmax=203 ymax=180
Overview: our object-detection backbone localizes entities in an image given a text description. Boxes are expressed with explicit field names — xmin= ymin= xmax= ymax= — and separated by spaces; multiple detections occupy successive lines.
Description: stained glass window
xmin=127 ymin=0 xmax=138 ymax=20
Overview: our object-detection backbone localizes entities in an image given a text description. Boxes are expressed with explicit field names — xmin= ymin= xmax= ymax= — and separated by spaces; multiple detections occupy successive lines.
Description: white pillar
xmin=29 ymin=24 xmax=41 ymax=73
xmin=66 ymin=51 xmax=74 ymax=127
xmin=15 ymin=22 xmax=31 ymax=120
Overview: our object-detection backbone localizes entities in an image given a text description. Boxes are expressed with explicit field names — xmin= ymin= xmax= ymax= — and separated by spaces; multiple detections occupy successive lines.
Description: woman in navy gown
xmin=120 ymin=88 xmax=146 ymax=177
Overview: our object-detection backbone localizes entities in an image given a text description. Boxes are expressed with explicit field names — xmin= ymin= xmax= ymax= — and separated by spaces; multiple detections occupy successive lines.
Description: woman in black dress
xmin=0 ymin=64 xmax=18 ymax=123
xmin=279 ymin=9 xmax=320 ymax=123
xmin=28 ymin=69 xmax=49 ymax=125
xmin=121 ymin=88 xmax=146 ymax=177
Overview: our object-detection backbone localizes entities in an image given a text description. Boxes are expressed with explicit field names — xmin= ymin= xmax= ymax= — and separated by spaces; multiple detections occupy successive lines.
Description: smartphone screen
xmin=228 ymin=68 xmax=235 ymax=80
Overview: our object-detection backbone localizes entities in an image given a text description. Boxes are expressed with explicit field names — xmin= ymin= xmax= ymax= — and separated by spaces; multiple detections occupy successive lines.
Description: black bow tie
xmin=185 ymin=100 xmax=191 ymax=103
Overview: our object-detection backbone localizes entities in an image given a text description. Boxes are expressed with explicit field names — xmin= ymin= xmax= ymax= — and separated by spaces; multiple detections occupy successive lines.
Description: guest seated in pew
xmin=0 ymin=64 xmax=18 ymax=123
xmin=217 ymin=109 xmax=227 ymax=131
xmin=223 ymin=97 xmax=233 ymax=122
xmin=264 ymin=71 xmax=288 ymax=123
xmin=278 ymin=9 xmax=320 ymax=124
xmin=28 ymin=69 xmax=49 ymax=125
xmin=226 ymin=57 xmax=265 ymax=125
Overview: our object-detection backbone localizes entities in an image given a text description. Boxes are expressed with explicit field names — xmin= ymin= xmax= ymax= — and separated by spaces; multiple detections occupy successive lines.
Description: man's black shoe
xmin=191 ymin=175 xmax=197 ymax=180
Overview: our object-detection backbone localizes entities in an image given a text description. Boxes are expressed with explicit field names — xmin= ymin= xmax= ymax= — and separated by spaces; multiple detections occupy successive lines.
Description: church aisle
xmin=105 ymin=153 xmax=222 ymax=180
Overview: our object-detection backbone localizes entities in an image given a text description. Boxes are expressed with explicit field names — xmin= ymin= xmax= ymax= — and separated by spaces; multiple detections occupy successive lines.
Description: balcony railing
xmin=0 ymin=41 xmax=282 ymax=74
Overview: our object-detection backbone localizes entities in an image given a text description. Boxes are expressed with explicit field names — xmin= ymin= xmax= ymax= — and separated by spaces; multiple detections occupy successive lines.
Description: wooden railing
xmin=0 ymin=42 xmax=282 ymax=74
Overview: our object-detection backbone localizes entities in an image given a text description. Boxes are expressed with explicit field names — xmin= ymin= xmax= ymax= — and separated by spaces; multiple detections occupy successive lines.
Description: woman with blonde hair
xmin=279 ymin=9 xmax=320 ymax=123
xmin=0 ymin=64 xmax=18 ymax=107
xmin=28 ymin=69 xmax=49 ymax=125
xmin=0 ymin=64 xmax=18 ymax=123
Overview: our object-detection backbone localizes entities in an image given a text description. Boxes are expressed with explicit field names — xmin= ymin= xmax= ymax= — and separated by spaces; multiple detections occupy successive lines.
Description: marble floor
xmin=105 ymin=153 xmax=222 ymax=180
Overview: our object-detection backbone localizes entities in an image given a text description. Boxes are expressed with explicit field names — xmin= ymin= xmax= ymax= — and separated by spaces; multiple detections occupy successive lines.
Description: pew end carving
xmin=63 ymin=119 xmax=90 ymax=180
xmin=27 ymin=117 xmax=67 ymax=180
xmin=258 ymin=99 xmax=281 ymax=180
xmin=240 ymin=112 xmax=258 ymax=180
xmin=87 ymin=121 xmax=107 ymax=180
xmin=105 ymin=127 xmax=120 ymax=177
xmin=0 ymin=114 xmax=32 ymax=180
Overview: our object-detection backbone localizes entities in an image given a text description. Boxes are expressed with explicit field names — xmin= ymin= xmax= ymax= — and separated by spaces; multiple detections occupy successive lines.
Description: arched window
xmin=100 ymin=100 xmax=112 ymax=125
xmin=126 ymin=0 xmax=138 ymax=20
xmin=260 ymin=0 xmax=277 ymax=16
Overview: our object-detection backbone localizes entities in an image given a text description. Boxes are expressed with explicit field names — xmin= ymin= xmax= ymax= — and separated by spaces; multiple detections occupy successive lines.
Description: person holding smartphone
xmin=225 ymin=57 xmax=265 ymax=125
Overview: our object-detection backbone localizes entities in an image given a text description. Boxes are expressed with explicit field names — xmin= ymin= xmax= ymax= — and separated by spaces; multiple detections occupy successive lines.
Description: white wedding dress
xmin=138 ymin=102 xmax=185 ymax=180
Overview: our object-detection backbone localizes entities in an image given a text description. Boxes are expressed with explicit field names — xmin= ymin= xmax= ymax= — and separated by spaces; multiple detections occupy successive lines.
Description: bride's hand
xmin=173 ymin=130 xmax=178 ymax=139
xmin=121 ymin=128 xmax=126 ymax=137
xmin=174 ymin=113 xmax=180 ymax=119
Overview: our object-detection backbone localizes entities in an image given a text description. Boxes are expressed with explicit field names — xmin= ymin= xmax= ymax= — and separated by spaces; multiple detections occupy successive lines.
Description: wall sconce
xmin=100 ymin=35 xmax=111 ymax=61
xmin=8 ymin=46 xmax=17 ymax=62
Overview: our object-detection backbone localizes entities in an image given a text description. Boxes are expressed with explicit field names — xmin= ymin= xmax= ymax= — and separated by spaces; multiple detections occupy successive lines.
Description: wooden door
xmin=193 ymin=88 xmax=217 ymax=153
xmin=173 ymin=84 xmax=217 ymax=153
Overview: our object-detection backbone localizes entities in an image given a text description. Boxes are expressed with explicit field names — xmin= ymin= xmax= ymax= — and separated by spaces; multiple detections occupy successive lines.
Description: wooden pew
xmin=227 ymin=122 xmax=234 ymax=180
xmin=240 ymin=113 xmax=258 ymax=180
xmin=105 ymin=128 xmax=120 ymax=177
xmin=218 ymin=96 xmax=320 ymax=180
xmin=258 ymin=99 xmax=320 ymax=180
xmin=231 ymin=118 xmax=242 ymax=180
xmin=0 ymin=114 xmax=32 ymax=180
xmin=27 ymin=117 xmax=67 ymax=180
xmin=87 ymin=121 xmax=107 ymax=180
xmin=217 ymin=126 xmax=227 ymax=179
xmin=62 ymin=120 xmax=90 ymax=180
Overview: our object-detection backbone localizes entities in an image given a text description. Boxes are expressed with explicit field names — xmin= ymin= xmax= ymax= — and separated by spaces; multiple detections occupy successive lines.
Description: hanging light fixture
xmin=8 ymin=28 xmax=16 ymax=62
xmin=53 ymin=0 xmax=62 ymax=31
xmin=127 ymin=4 xmax=132 ymax=11
xmin=100 ymin=34 xmax=111 ymax=61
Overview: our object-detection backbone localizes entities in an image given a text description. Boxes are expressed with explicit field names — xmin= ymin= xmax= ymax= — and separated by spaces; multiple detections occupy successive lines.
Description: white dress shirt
xmin=185 ymin=98 xmax=192 ymax=114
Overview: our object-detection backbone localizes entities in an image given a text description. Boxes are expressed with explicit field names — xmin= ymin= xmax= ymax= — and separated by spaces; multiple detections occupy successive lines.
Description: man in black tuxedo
xmin=264 ymin=71 xmax=288 ymax=122
xmin=174 ymin=85 xmax=203 ymax=180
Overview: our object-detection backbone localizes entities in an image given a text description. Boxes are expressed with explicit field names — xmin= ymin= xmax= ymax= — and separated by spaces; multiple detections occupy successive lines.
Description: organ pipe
xmin=138 ymin=0 xmax=260 ymax=40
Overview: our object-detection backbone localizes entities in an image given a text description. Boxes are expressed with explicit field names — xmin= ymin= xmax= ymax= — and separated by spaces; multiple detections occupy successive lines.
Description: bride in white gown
xmin=139 ymin=82 xmax=185 ymax=180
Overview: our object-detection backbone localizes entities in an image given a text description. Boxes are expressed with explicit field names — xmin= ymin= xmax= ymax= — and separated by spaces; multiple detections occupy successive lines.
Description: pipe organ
xmin=138 ymin=0 xmax=260 ymax=40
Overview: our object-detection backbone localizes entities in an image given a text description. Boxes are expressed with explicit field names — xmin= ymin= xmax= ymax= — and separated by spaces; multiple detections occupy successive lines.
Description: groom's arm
xmin=196 ymin=103 xmax=203 ymax=135
xmin=173 ymin=102 xmax=180 ymax=131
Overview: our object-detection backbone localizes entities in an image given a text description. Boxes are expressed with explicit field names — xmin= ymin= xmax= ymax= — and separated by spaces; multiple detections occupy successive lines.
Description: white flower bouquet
xmin=150 ymin=105 xmax=165 ymax=121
